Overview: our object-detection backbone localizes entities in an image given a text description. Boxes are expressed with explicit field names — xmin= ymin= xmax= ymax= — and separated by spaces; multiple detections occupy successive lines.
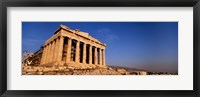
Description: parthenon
xmin=40 ymin=25 xmax=106 ymax=66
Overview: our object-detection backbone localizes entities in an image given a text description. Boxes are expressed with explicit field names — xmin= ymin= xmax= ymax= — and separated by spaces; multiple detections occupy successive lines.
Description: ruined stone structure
xmin=22 ymin=53 xmax=34 ymax=66
xmin=31 ymin=47 xmax=43 ymax=66
xmin=40 ymin=25 xmax=106 ymax=66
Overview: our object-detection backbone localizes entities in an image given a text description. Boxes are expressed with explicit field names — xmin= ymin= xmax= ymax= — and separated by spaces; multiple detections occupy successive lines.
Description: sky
xmin=22 ymin=22 xmax=178 ymax=73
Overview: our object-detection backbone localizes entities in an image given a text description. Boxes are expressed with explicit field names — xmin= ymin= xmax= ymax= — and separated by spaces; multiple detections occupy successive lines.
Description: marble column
xmin=89 ymin=45 xmax=92 ymax=64
xmin=44 ymin=44 xmax=49 ymax=64
xmin=50 ymin=40 xmax=55 ymax=62
xmin=66 ymin=38 xmax=72 ymax=63
xmin=47 ymin=43 xmax=52 ymax=63
xmin=52 ymin=39 xmax=57 ymax=62
xmin=55 ymin=38 xmax=60 ymax=61
xmin=53 ymin=38 xmax=58 ymax=62
xmin=82 ymin=43 xmax=86 ymax=64
xmin=40 ymin=46 xmax=44 ymax=64
xmin=41 ymin=46 xmax=46 ymax=64
xmin=99 ymin=48 xmax=102 ymax=65
xmin=103 ymin=49 xmax=106 ymax=65
xmin=58 ymin=36 xmax=64 ymax=61
xmin=75 ymin=40 xmax=80 ymax=63
xmin=94 ymin=47 xmax=97 ymax=65
xmin=44 ymin=45 xmax=49 ymax=64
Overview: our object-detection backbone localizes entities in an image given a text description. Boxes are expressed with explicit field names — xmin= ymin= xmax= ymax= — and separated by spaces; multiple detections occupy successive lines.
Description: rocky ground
xmin=22 ymin=63 xmax=144 ymax=75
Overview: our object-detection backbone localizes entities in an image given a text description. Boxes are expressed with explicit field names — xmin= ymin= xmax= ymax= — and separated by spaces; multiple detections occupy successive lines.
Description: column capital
xmin=68 ymin=37 xmax=72 ymax=39
xmin=76 ymin=39 xmax=80 ymax=42
xmin=60 ymin=35 xmax=64 ymax=38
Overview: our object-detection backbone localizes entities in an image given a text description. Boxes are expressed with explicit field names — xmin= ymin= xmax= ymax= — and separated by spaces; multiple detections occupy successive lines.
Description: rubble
xmin=22 ymin=64 xmax=141 ymax=75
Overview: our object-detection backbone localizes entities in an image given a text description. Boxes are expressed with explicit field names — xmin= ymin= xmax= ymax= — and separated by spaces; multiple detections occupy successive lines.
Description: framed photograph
xmin=0 ymin=0 xmax=200 ymax=97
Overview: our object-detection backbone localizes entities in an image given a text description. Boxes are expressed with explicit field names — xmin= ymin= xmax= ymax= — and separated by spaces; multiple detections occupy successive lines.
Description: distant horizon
xmin=22 ymin=22 xmax=178 ymax=73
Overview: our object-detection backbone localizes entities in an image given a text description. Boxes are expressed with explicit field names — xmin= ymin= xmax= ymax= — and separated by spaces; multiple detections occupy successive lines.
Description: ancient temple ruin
xmin=40 ymin=25 xmax=106 ymax=66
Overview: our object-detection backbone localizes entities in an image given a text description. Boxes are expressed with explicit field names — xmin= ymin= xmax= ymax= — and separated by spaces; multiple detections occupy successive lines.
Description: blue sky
xmin=22 ymin=22 xmax=178 ymax=73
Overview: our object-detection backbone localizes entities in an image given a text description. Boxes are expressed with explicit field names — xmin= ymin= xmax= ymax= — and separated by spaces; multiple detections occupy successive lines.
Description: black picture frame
xmin=0 ymin=0 xmax=200 ymax=97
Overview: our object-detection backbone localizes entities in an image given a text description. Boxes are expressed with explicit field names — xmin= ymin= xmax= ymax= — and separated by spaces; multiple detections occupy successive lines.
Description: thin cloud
xmin=97 ymin=28 xmax=111 ymax=33
xmin=97 ymin=28 xmax=119 ymax=43
xmin=106 ymin=34 xmax=119 ymax=41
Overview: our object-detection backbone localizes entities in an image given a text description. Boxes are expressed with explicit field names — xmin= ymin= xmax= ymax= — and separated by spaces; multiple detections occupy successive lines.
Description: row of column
xmin=41 ymin=36 xmax=64 ymax=64
xmin=41 ymin=36 xmax=106 ymax=66
xmin=82 ymin=41 xmax=105 ymax=65
xmin=68 ymin=37 xmax=106 ymax=65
